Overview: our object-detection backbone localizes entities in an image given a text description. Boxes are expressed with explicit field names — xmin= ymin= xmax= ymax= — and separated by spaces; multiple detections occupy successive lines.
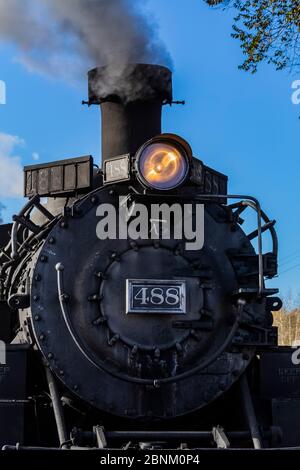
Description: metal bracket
xmin=94 ymin=426 xmax=107 ymax=449
xmin=8 ymin=294 xmax=30 ymax=309
xmin=212 ymin=426 xmax=230 ymax=449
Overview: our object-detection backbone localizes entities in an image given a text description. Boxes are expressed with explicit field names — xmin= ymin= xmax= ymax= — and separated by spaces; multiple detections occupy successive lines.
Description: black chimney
xmin=88 ymin=64 xmax=173 ymax=163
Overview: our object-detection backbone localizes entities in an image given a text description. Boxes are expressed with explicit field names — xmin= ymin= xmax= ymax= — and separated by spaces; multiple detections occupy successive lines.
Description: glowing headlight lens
xmin=137 ymin=141 xmax=189 ymax=190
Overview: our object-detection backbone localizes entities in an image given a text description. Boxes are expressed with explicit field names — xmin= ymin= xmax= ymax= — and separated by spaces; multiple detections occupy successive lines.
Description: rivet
xmin=47 ymin=352 xmax=54 ymax=359
xmin=39 ymin=333 xmax=45 ymax=341
xmin=92 ymin=316 xmax=107 ymax=326
xmin=59 ymin=370 xmax=64 ymax=376
xmin=130 ymin=241 xmax=138 ymax=251
xmin=108 ymin=334 xmax=120 ymax=346
xmin=73 ymin=384 xmax=78 ymax=391
xmin=34 ymin=274 xmax=41 ymax=282
xmin=88 ymin=294 xmax=103 ymax=302
xmin=40 ymin=255 xmax=48 ymax=263
xmin=94 ymin=271 xmax=105 ymax=280
xmin=33 ymin=295 xmax=39 ymax=301
xmin=34 ymin=314 xmax=41 ymax=321
xmin=61 ymin=293 xmax=70 ymax=303
xmin=91 ymin=195 xmax=98 ymax=204
xmin=49 ymin=237 xmax=56 ymax=245
xmin=154 ymin=348 xmax=161 ymax=359
xmin=153 ymin=241 xmax=160 ymax=249
xmin=109 ymin=189 xmax=115 ymax=196
xmin=60 ymin=221 xmax=68 ymax=229
xmin=110 ymin=252 xmax=119 ymax=261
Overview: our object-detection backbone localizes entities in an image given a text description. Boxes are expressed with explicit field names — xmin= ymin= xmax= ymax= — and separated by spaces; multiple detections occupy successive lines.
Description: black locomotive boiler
xmin=0 ymin=63 xmax=299 ymax=451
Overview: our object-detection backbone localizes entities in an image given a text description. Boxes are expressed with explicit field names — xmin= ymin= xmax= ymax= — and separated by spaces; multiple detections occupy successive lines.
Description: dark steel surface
xmin=0 ymin=300 xmax=12 ymax=342
xmin=0 ymin=345 xmax=28 ymax=447
xmin=24 ymin=156 xmax=93 ymax=197
xmin=27 ymin=185 xmax=262 ymax=418
xmin=271 ymin=399 xmax=300 ymax=447
xmin=260 ymin=348 xmax=300 ymax=399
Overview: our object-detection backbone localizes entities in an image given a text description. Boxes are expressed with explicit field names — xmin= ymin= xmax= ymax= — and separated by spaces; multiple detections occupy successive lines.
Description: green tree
xmin=205 ymin=1 xmax=300 ymax=73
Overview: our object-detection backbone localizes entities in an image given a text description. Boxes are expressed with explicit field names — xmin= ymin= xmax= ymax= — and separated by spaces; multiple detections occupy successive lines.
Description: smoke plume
xmin=0 ymin=0 xmax=171 ymax=82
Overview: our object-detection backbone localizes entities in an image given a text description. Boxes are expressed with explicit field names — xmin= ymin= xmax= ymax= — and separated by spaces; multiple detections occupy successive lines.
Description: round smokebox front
xmin=29 ymin=187 xmax=253 ymax=419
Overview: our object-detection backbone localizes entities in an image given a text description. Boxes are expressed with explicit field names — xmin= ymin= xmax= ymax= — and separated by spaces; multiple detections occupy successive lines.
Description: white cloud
xmin=0 ymin=132 xmax=24 ymax=197
xmin=32 ymin=151 xmax=39 ymax=161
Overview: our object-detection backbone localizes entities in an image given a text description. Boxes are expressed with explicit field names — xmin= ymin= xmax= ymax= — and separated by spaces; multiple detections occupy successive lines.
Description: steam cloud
xmin=0 ymin=0 xmax=171 ymax=81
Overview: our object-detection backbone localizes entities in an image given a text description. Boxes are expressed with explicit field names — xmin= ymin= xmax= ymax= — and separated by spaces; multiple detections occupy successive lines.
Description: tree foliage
xmin=205 ymin=1 xmax=300 ymax=73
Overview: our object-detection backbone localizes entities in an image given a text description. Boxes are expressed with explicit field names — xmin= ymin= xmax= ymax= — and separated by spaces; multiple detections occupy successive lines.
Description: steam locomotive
xmin=0 ymin=63 xmax=299 ymax=451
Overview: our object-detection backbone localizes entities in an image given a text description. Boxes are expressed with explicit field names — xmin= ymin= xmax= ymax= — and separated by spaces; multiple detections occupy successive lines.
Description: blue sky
xmin=0 ymin=0 xmax=299 ymax=299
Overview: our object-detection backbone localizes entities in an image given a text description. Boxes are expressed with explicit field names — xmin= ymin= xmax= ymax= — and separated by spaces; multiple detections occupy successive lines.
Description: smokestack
xmin=88 ymin=64 xmax=173 ymax=163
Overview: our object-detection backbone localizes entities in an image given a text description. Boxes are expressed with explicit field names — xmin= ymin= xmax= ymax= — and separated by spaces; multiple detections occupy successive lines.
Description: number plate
xmin=104 ymin=154 xmax=130 ymax=183
xmin=126 ymin=279 xmax=186 ymax=314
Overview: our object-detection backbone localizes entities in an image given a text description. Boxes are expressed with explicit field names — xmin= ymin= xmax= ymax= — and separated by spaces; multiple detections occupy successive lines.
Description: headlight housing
xmin=135 ymin=134 xmax=192 ymax=191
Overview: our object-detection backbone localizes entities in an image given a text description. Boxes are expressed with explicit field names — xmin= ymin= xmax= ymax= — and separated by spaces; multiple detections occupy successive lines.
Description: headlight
xmin=136 ymin=134 xmax=191 ymax=190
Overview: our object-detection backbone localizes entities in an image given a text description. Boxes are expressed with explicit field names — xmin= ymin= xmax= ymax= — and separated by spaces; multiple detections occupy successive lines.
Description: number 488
xmin=134 ymin=287 xmax=180 ymax=306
